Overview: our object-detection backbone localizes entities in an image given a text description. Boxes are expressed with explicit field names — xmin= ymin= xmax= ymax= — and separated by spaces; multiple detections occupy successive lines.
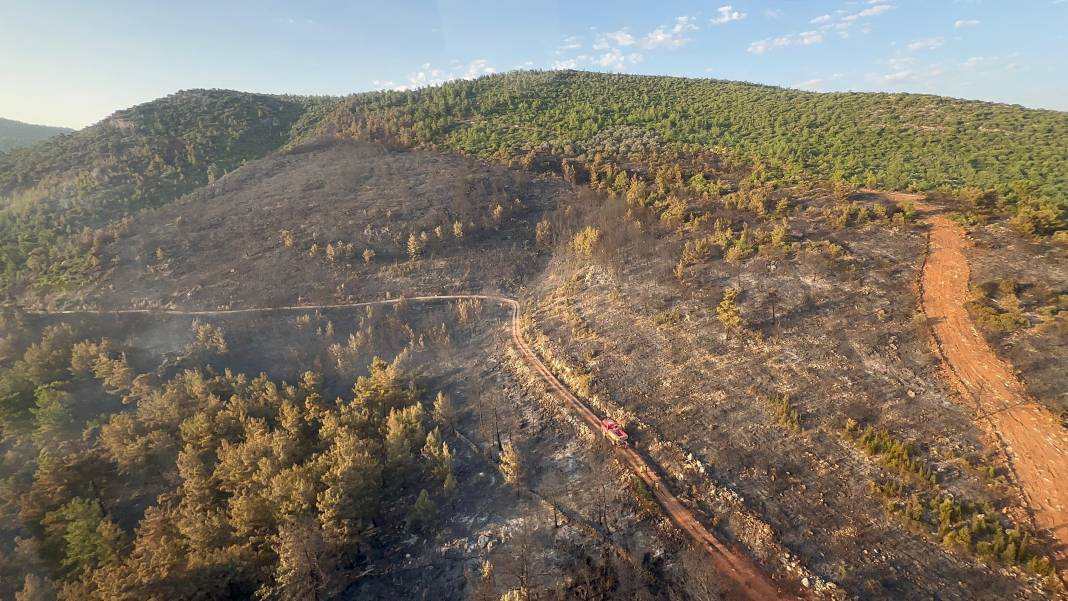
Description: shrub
xmin=406 ymin=233 xmax=423 ymax=260
xmin=725 ymin=229 xmax=756 ymax=263
xmin=535 ymin=220 xmax=551 ymax=246
xmin=499 ymin=441 xmax=523 ymax=486
xmin=280 ymin=230 xmax=295 ymax=248
xmin=771 ymin=394 xmax=801 ymax=432
xmin=716 ymin=287 xmax=743 ymax=334
xmin=570 ymin=226 xmax=601 ymax=257
xmin=846 ymin=423 xmax=934 ymax=483
xmin=1011 ymin=199 xmax=1067 ymax=237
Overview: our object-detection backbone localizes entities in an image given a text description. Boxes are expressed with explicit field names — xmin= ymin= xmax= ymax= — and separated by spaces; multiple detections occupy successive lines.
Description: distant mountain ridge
xmin=0 ymin=117 xmax=72 ymax=152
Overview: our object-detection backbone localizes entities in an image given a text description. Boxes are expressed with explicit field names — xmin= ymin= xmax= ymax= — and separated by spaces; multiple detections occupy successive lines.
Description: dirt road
xmin=505 ymin=302 xmax=797 ymax=600
xmin=888 ymin=192 xmax=1068 ymax=576
xmin=22 ymin=294 xmax=795 ymax=601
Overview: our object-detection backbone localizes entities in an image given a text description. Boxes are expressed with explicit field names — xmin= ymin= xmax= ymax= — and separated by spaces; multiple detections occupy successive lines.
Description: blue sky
xmin=2 ymin=0 xmax=1067 ymax=129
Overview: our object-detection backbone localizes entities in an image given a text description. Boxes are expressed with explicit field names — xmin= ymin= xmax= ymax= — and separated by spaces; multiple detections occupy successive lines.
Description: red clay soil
xmin=888 ymin=192 xmax=1068 ymax=580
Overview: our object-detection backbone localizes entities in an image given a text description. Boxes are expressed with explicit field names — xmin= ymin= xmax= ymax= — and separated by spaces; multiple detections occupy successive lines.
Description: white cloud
xmin=595 ymin=30 xmax=636 ymax=49
xmin=882 ymin=68 xmax=942 ymax=83
xmin=907 ymin=37 xmax=944 ymax=51
xmin=558 ymin=16 xmax=696 ymax=72
xmin=404 ymin=64 xmax=445 ymax=88
xmin=954 ymin=19 xmax=980 ymax=28
xmin=673 ymin=15 xmax=699 ymax=31
xmin=748 ymin=30 xmax=824 ymax=54
xmin=842 ymin=3 xmax=894 ymax=22
xmin=641 ymin=16 xmax=698 ymax=48
xmin=711 ymin=5 xmax=747 ymax=25
xmin=880 ymin=70 xmax=914 ymax=82
xmin=461 ymin=59 xmax=496 ymax=79
xmin=641 ymin=30 xmax=684 ymax=48
xmin=959 ymin=55 xmax=1025 ymax=73
xmin=870 ymin=56 xmax=944 ymax=84
xmin=557 ymin=35 xmax=582 ymax=52
xmin=887 ymin=56 xmax=914 ymax=70
xmin=552 ymin=56 xmax=585 ymax=70
xmin=803 ymin=3 xmax=893 ymax=40
xmin=394 ymin=59 xmax=496 ymax=90
xmin=596 ymin=49 xmax=643 ymax=70
xmin=762 ymin=8 xmax=783 ymax=18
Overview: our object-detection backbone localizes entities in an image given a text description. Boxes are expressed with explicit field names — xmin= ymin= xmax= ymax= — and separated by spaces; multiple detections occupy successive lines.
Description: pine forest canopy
xmin=326 ymin=70 xmax=1068 ymax=203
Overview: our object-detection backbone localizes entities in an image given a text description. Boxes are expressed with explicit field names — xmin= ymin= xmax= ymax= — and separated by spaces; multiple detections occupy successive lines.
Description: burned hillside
xmin=29 ymin=139 xmax=571 ymax=311
xmin=2 ymin=130 xmax=1063 ymax=600
xmin=519 ymin=182 xmax=1059 ymax=599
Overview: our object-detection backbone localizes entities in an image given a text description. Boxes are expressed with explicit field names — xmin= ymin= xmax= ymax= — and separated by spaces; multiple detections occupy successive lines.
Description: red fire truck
xmin=600 ymin=418 xmax=629 ymax=447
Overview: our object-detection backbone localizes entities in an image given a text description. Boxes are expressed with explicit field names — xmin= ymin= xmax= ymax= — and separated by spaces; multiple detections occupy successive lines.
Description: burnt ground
xmin=964 ymin=223 xmax=1068 ymax=417
xmin=7 ymin=139 xmax=1062 ymax=599
xmin=337 ymin=304 xmax=714 ymax=600
xmin=30 ymin=138 xmax=569 ymax=311
xmin=525 ymin=190 xmax=1054 ymax=600
xmin=5 ymin=140 xmax=731 ymax=600
xmin=16 ymin=302 xmax=716 ymax=600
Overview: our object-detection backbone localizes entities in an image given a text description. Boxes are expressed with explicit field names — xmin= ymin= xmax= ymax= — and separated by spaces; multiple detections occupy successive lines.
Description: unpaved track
xmin=505 ymin=303 xmax=796 ymax=601
xmin=22 ymin=294 xmax=795 ymax=601
xmin=892 ymin=192 xmax=1068 ymax=577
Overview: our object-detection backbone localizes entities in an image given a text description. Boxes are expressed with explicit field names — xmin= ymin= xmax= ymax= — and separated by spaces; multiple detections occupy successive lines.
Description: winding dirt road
xmin=891 ymin=193 xmax=1068 ymax=578
xmin=22 ymin=294 xmax=794 ymax=601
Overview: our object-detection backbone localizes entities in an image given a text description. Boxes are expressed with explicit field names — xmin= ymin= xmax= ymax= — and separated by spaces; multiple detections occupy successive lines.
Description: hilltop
xmin=321 ymin=70 xmax=1068 ymax=203
xmin=0 ymin=117 xmax=71 ymax=153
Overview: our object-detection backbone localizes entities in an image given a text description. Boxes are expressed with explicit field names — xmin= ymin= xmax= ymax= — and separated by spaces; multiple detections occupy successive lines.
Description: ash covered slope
xmin=0 ymin=90 xmax=335 ymax=293
xmin=67 ymin=138 xmax=569 ymax=310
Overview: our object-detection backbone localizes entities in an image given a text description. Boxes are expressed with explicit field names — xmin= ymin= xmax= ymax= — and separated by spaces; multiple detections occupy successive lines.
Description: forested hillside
xmin=0 ymin=90 xmax=335 ymax=293
xmin=323 ymin=70 xmax=1067 ymax=213
xmin=2 ymin=71 xmax=1065 ymax=300
xmin=0 ymin=118 xmax=72 ymax=153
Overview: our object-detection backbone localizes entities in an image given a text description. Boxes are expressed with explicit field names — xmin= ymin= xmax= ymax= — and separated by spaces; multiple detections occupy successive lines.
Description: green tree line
xmin=0 ymin=320 xmax=456 ymax=600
